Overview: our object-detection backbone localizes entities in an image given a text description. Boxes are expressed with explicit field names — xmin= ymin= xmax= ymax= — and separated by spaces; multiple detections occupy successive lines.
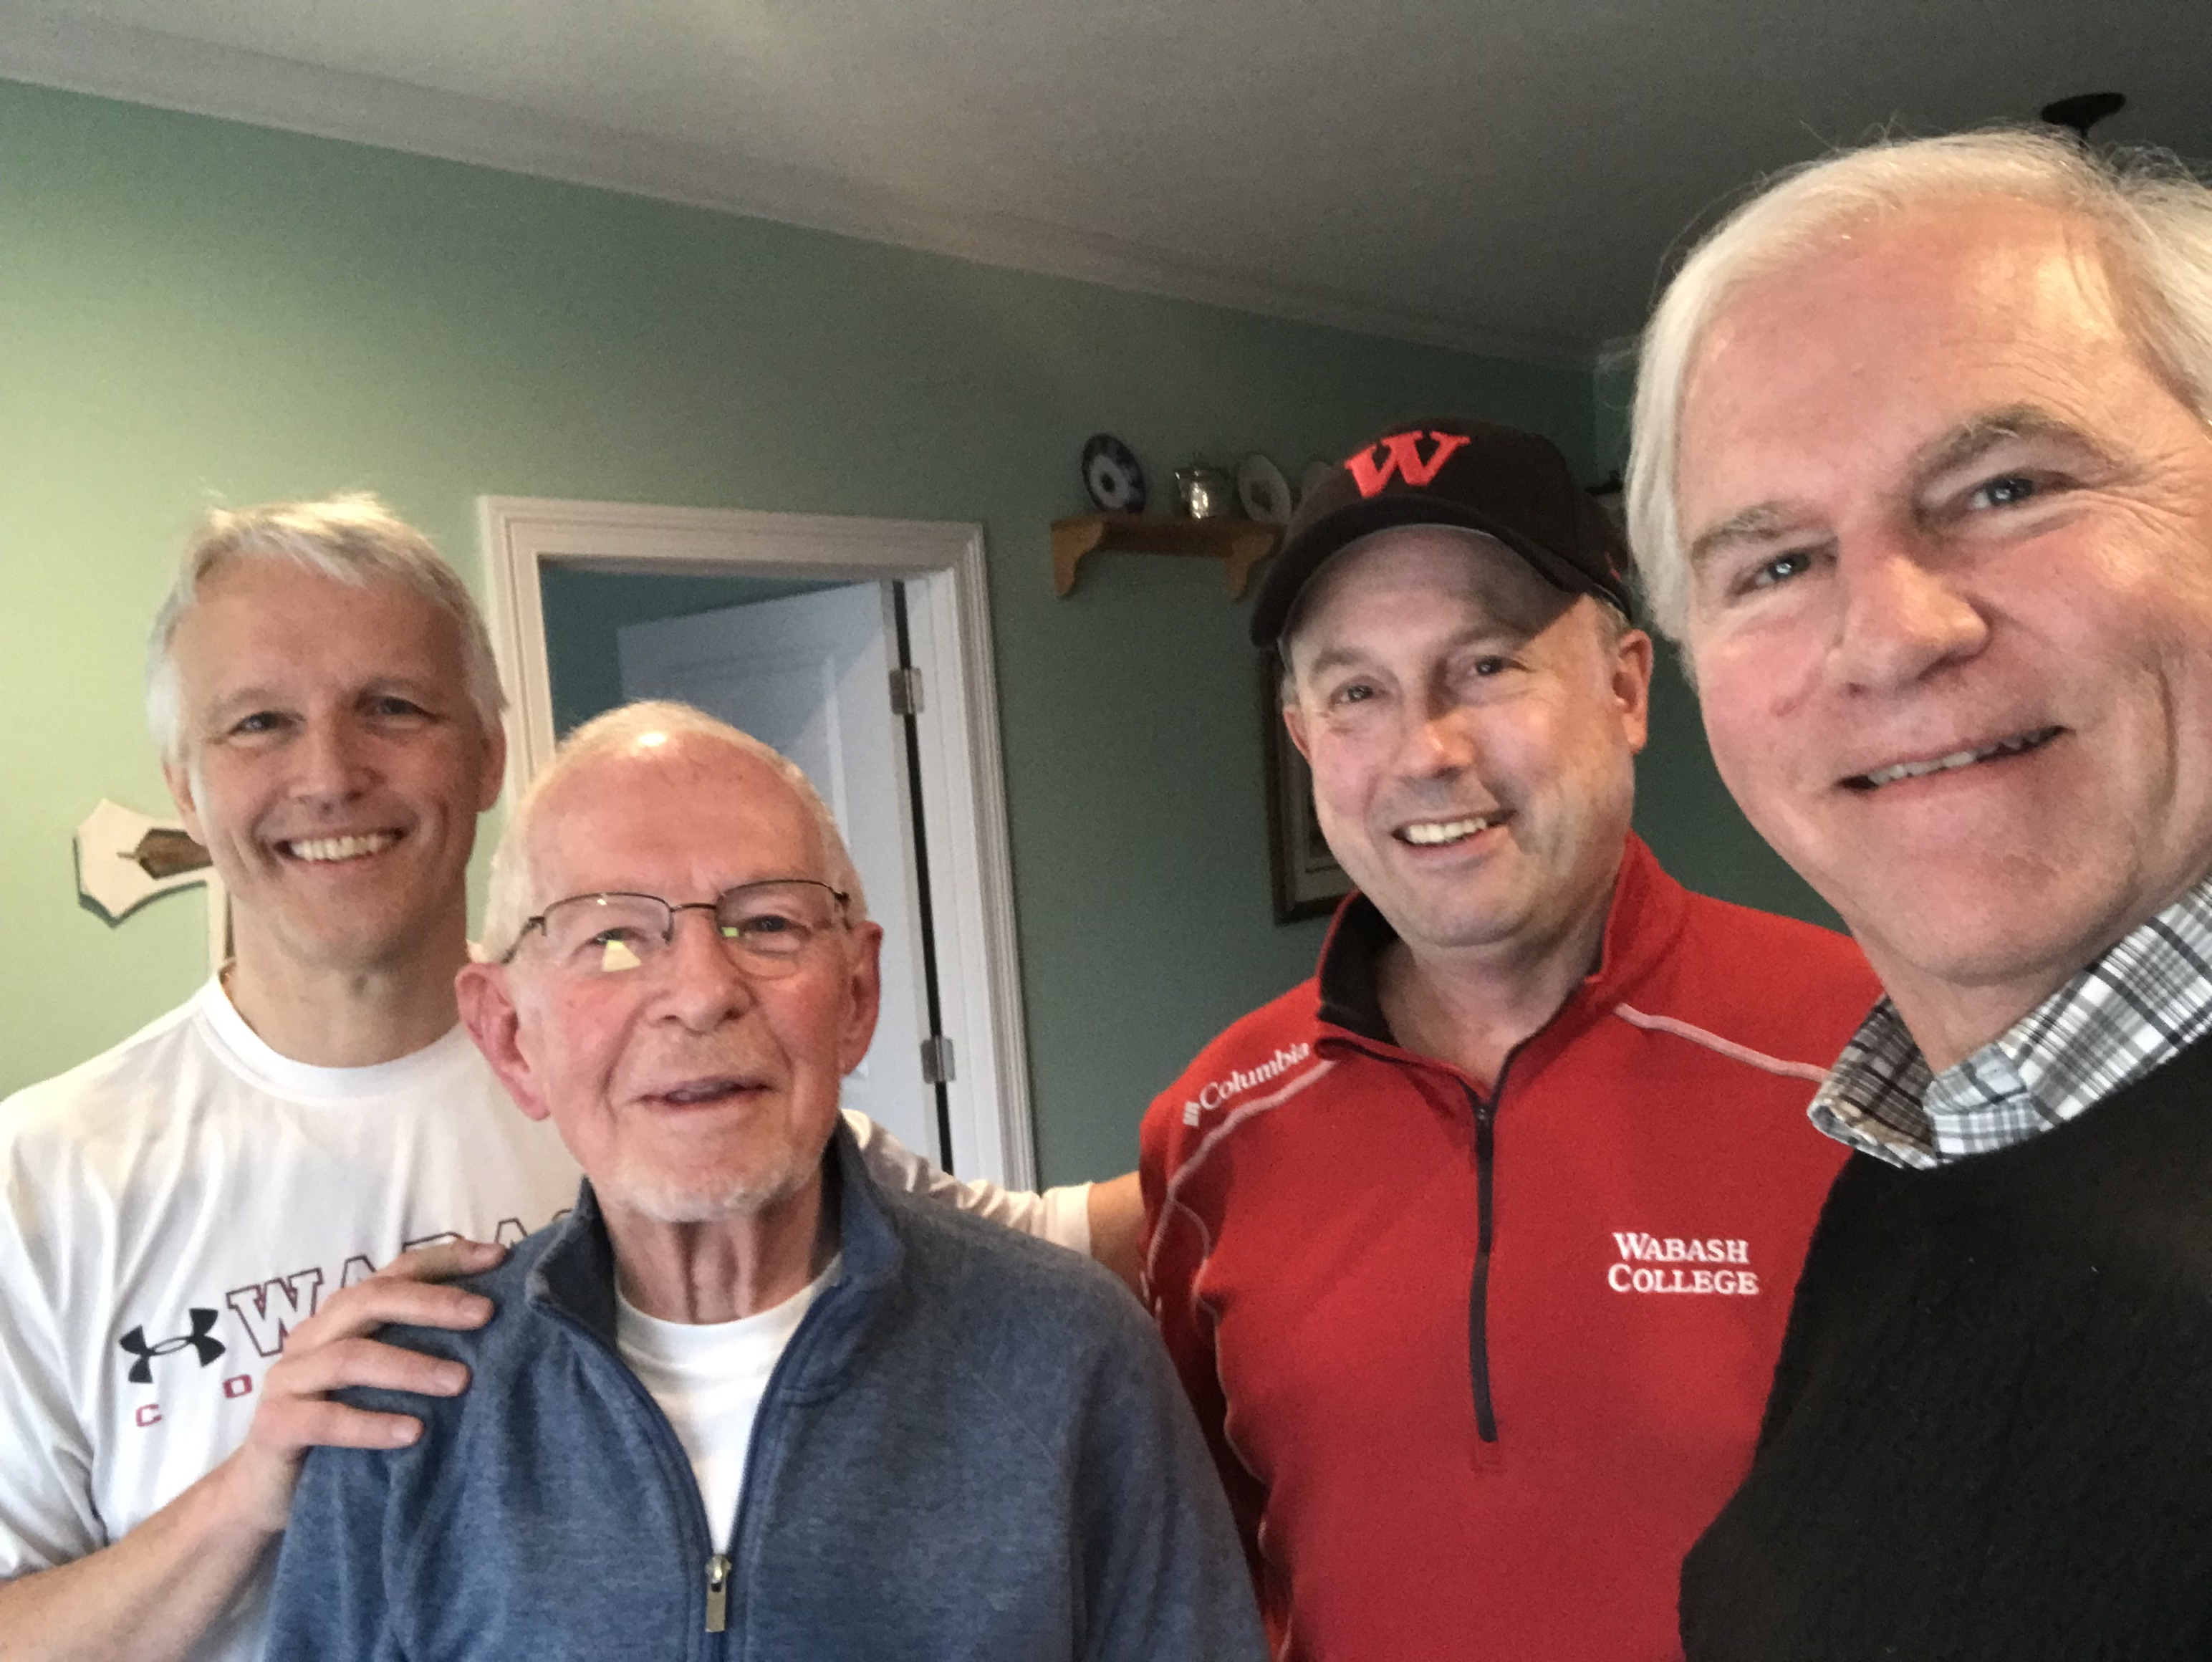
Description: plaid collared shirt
xmin=1812 ymin=876 xmax=2212 ymax=1169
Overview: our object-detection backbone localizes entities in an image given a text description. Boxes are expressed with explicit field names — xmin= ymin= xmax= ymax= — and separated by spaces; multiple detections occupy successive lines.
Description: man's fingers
xmin=258 ymin=1394 xmax=429 ymax=1453
xmin=290 ymin=1275 xmax=496 ymax=1346
xmin=372 ymin=1237 xmax=506 ymax=1286
xmin=232 ymin=1240 xmax=506 ymax=1469
xmin=249 ymin=1335 xmax=471 ymax=1456
xmin=269 ymin=1333 xmax=472 ymax=1405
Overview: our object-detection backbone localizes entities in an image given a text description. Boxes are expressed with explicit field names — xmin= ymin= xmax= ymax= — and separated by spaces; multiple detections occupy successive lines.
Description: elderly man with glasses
xmin=260 ymin=701 xmax=1264 ymax=1662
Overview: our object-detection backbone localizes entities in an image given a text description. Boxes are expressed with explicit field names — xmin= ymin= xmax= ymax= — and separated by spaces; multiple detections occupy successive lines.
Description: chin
xmin=268 ymin=911 xmax=432 ymax=971
xmin=611 ymin=1148 xmax=821 ymax=1226
xmin=1849 ymin=891 xmax=2110 ymax=999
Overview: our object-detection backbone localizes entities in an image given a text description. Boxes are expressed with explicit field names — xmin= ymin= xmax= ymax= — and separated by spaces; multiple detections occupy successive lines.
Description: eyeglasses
xmin=501 ymin=879 xmax=850 ymax=979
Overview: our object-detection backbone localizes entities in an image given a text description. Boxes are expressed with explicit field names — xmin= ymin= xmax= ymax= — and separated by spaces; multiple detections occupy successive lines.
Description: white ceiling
xmin=6 ymin=0 xmax=2208 ymax=364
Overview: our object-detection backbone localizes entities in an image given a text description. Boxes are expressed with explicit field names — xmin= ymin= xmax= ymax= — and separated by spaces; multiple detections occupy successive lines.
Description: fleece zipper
xmin=1465 ymin=1080 xmax=1500 ymax=1443
xmin=1463 ymin=1044 xmax=1529 ymax=1445
xmin=539 ymin=1271 xmax=845 ymax=1654
xmin=1320 ymin=1024 xmax=1521 ymax=1446
xmin=540 ymin=1301 xmax=730 ymax=1651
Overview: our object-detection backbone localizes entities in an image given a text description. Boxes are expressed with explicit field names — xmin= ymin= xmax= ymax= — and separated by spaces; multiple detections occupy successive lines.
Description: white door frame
xmin=476 ymin=496 xmax=1034 ymax=1189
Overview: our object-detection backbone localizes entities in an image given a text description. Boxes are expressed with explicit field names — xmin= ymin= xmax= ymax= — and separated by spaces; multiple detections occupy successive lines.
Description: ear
xmin=162 ymin=754 xmax=207 ymax=847
xmin=837 ymin=922 xmax=885 ymax=1075
xmin=456 ymin=961 xmax=552 ymax=1122
xmin=474 ymin=716 xmax=509 ymax=815
xmin=1281 ymin=699 xmax=1315 ymax=767
xmin=1612 ymin=626 xmax=1655 ymax=755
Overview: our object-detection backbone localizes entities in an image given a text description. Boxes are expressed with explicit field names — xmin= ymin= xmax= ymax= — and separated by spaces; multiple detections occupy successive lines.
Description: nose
xmin=1398 ymin=686 xmax=1481 ymax=779
xmin=292 ymin=716 xmax=374 ymax=806
xmin=1829 ymin=533 xmax=1987 ymax=692
xmin=653 ymin=910 xmax=757 ymax=1033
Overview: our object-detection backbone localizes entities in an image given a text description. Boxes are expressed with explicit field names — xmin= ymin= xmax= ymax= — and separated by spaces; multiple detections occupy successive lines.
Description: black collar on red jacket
xmin=1309 ymin=833 xmax=1688 ymax=1060
xmin=1314 ymin=893 xmax=1401 ymax=1046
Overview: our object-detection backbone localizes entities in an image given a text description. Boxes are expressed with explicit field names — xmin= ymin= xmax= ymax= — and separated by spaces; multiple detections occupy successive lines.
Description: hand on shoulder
xmin=214 ymin=1237 xmax=506 ymax=1532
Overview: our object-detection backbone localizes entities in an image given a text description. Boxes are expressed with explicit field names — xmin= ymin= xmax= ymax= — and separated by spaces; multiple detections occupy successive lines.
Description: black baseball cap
xmin=1251 ymin=418 xmax=1634 ymax=649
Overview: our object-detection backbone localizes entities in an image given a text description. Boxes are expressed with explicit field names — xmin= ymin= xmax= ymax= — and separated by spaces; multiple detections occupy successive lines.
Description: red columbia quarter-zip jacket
xmin=1139 ymin=837 xmax=1880 ymax=1662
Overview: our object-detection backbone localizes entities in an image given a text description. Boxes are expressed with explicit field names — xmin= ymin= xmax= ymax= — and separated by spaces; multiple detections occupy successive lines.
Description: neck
xmin=223 ymin=916 xmax=471 ymax=1067
xmin=610 ymin=1169 xmax=835 ymax=1325
xmin=1870 ymin=895 xmax=2208 ymax=1076
xmin=1875 ymin=954 xmax=2078 ymax=1076
xmin=1379 ymin=877 xmax=1617 ymax=1092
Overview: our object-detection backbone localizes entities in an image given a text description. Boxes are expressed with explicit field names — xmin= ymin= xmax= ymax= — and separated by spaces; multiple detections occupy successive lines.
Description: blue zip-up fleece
xmin=264 ymin=1124 xmax=1266 ymax=1661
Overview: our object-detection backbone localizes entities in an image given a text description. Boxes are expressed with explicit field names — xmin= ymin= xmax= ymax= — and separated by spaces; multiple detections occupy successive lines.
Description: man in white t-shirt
xmin=0 ymin=494 xmax=1095 ymax=1662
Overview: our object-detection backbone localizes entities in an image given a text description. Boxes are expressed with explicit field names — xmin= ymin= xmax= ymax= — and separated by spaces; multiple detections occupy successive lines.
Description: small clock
xmin=1081 ymin=433 xmax=1147 ymax=514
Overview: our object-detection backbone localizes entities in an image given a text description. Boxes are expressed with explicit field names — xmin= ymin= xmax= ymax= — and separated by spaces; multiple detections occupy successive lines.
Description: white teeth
xmin=284 ymin=832 xmax=399 ymax=863
xmin=1399 ymin=815 xmax=1496 ymax=847
xmin=1858 ymin=731 xmax=2048 ymax=789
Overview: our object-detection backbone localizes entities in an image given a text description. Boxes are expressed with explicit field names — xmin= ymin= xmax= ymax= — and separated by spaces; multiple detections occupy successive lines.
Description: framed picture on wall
xmin=1260 ymin=655 xmax=1355 ymax=923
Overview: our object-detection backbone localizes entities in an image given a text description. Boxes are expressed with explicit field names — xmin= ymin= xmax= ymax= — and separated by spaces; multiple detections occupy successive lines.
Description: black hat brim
xmin=1251 ymin=495 xmax=1610 ymax=650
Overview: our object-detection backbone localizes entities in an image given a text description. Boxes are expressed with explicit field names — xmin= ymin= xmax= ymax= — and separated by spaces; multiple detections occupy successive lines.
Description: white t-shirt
xmin=0 ymin=981 xmax=1087 ymax=1662
xmin=0 ymin=981 xmax=580 ymax=1660
xmin=615 ymin=1259 xmax=837 ymax=1550
xmin=844 ymin=1112 xmax=1091 ymax=1257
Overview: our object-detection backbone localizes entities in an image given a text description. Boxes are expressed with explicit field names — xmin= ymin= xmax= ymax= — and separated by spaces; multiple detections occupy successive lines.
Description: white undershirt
xmin=614 ymin=1259 xmax=837 ymax=1550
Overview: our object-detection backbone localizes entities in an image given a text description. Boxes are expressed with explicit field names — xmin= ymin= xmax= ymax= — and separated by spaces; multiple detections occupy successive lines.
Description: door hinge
xmin=889 ymin=666 xmax=924 ymax=717
xmin=920 ymin=1034 xmax=955 ymax=1085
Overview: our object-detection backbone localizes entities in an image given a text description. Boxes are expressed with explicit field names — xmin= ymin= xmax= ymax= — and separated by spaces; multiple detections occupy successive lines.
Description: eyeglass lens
xmin=536 ymin=880 xmax=842 ymax=977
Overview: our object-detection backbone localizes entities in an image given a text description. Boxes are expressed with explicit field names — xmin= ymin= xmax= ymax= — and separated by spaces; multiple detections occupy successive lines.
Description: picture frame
xmin=1260 ymin=655 xmax=1355 ymax=923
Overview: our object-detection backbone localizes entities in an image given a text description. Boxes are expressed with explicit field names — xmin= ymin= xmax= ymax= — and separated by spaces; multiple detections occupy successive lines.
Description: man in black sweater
xmin=1622 ymin=129 xmax=2212 ymax=1657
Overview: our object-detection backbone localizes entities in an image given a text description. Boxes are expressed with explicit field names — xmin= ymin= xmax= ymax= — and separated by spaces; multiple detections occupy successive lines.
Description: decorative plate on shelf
xmin=1236 ymin=452 xmax=1293 ymax=524
xmin=1081 ymin=433 xmax=1147 ymax=514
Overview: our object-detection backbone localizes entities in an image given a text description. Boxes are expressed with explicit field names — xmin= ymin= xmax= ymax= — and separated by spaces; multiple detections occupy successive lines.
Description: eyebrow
xmin=1297 ymin=622 xmax=1534 ymax=681
xmin=1686 ymin=504 xmax=1806 ymax=570
xmin=1910 ymin=404 xmax=2100 ymax=481
xmin=1296 ymin=645 xmax=1366 ymax=681
xmin=1685 ymin=404 xmax=2105 ymax=569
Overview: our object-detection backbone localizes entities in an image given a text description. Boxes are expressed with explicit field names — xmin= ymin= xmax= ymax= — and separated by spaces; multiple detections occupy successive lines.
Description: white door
xmin=616 ymin=585 xmax=940 ymax=1163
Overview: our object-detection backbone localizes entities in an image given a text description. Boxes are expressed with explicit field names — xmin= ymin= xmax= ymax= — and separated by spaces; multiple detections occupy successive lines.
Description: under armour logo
xmin=118 ymin=1310 xmax=226 ymax=1383
xmin=1345 ymin=429 xmax=1471 ymax=498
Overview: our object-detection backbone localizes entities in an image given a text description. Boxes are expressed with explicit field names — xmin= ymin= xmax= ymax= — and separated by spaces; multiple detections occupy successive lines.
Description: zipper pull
xmin=704 ymin=1552 xmax=731 ymax=1633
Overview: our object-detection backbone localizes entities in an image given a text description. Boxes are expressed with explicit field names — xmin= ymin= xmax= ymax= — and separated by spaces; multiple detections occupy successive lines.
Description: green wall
xmin=0 ymin=78 xmax=1827 ymax=1183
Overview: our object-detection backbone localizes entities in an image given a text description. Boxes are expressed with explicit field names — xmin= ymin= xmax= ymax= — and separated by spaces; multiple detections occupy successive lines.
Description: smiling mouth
xmin=654 ymin=1076 xmax=763 ymax=1108
xmin=1395 ymin=812 xmax=1507 ymax=847
xmin=1842 ymin=727 xmax=2062 ymax=792
xmin=278 ymin=831 xmax=403 ymax=863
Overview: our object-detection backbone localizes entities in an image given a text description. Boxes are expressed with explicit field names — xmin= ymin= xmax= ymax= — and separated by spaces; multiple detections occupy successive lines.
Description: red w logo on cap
xmin=1345 ymin=430 xmax=1471 ymax=498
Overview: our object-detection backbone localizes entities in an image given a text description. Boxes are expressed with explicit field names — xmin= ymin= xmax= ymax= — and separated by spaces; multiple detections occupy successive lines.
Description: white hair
xmin=480 ymin=699 xmax=868 ymax=959
xmin=1627 ymin=128 xmax=2212 ymax=642
xmin=145 ymin=492 xmax=505 ymax=760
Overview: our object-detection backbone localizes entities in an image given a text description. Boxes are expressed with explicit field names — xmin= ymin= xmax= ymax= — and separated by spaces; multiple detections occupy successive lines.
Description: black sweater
xmin=1681 ymin=1027 xmax=2212 ymax=1661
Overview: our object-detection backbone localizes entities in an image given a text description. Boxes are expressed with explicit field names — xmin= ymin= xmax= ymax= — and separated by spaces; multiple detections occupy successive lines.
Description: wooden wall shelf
xmin=1051 ymin=514 xmax=1282 ymax=600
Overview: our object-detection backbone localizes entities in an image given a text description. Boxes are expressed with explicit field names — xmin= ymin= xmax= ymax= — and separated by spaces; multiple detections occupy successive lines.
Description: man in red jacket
xmin=1139 ymin=418 xmax=1880 ymax=1661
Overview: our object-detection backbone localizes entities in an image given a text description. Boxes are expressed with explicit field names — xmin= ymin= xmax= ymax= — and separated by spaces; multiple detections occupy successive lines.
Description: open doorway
xmin=476 ymin=498 xmax=1033 ymax=1188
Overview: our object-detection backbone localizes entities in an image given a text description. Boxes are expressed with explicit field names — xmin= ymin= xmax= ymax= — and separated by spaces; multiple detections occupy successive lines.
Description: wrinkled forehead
xmin=526 ymin=739 xmax=824 ymax=901
xmin=1285 ymin=524 xmax=1577 ymax=665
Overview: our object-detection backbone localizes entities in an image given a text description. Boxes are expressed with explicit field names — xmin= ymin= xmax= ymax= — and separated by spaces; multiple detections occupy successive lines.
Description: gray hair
xmin=1627 ymin=128 xmax=2212 ymax=642
xmin=480 ymin=700 xmax=869 ymax=959
xmin=145 ymin=492 xmax=506 ymax=759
